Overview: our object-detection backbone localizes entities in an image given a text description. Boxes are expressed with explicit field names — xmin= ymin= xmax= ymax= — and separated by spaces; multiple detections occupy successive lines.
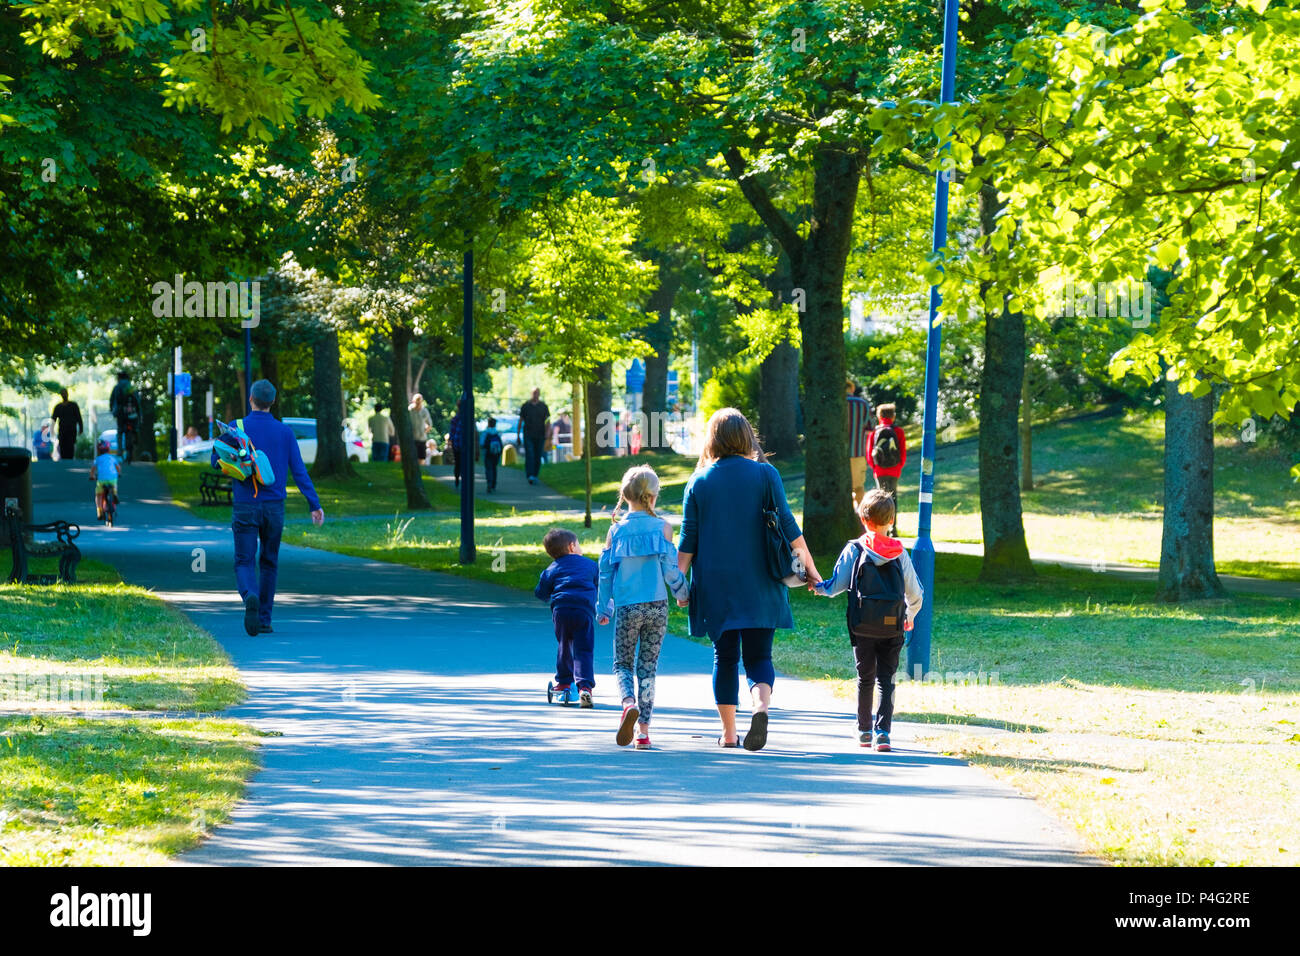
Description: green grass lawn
xmin=283 ymin=513 xmax=1299 ymax=865
xmin=0 ymin=560 xmax=261 ymax=864
xmin=0 ymin=561 xmax=243 ymax=712
xmin=781 ymin=552 xmax=1300 ymax=866
xmin=156 ymin=460 xmax=482 ymax=523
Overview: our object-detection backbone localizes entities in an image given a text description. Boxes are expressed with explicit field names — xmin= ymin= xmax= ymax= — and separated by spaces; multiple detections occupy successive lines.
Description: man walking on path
xmin=368 ymin=404 xmax=395 ymax=464
xmin=867 ymin=403 xmax=907 ymax=537
xmin=846 ymin=379 xmax=873 ymax=511
xmin=51 ymin=388 xmax=83 ymax=461
xmin=519 ymin=388 xmax=550 ymax=485
xmin=212 ymin=379 xmax=325 ymax=636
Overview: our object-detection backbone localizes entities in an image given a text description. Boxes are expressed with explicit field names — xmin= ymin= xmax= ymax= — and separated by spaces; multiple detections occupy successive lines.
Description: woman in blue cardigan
xmin=677 ymin=408 xmax=823 ymax=750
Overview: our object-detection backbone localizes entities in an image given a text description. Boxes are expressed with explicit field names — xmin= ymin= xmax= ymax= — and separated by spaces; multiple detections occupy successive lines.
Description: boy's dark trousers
xmin=484 ymin=451 xmax=499 ymax=491
xmin=853 ymin=635 xmax=905 ymax=733
xmin=553 ymin=607 xmax=596 ymax=690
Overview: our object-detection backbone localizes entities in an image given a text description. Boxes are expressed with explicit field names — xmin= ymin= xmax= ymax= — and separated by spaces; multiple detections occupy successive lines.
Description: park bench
xmin=4 ymin=506 xmax=81 ymax=585
xmin=199 ymin=470 xmax=233 ymax=505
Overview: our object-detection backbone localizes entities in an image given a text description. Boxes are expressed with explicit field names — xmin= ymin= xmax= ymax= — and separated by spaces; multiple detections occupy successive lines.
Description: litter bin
xmin=0 ymin=447 xmax=33 ymax=545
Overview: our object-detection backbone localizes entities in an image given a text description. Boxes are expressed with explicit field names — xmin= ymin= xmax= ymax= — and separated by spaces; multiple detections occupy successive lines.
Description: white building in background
xmin=849 ymin=293 xmax=929 ymax=338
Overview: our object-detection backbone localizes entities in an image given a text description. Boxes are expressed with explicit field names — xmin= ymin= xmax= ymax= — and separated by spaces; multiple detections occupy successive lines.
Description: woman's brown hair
xmin=696 ymin=407 xmax=767 ymax=471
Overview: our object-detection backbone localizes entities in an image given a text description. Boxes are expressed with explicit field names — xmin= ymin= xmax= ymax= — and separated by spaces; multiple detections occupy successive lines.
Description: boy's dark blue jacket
xmin=210 ymin=410 xmax=322 ymax=511
xmin=535 ymin=553 xmax=598 ymax=617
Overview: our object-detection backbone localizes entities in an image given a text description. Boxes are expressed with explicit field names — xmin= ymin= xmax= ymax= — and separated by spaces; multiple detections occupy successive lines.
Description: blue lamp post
xmin=908 ymin=0 xmax=960 ymax=680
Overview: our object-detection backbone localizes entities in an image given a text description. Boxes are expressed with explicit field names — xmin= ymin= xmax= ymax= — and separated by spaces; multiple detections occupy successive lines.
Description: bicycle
xmin=98 ymin=482 xmax=118 ymax=526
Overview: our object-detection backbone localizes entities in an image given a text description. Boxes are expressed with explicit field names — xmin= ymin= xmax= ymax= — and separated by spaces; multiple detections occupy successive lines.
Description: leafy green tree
xmin=437 ymin=0 xmax=947 ymax=548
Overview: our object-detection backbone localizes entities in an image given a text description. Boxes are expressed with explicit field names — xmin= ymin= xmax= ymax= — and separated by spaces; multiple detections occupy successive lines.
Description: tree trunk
xmin=310 ymin=326 xmax=356 ymax=480
xmin=571 ymin=381 xmax=583 ymax=458
xmin=138 ymin=388 xmax=157 ymax=462
xmin=390 ymin=325 xmax=431 ymax=510
xmin=788 ymin=147 xmax=860 ymax=549
xmin=589 ymin=361 xmax=614 ymax=457
xmin=1158 ymin=378 xmax=1224 ymax=601
xmin=642 ymin=256 xmax=681 ymax=452
xmin=726 ymin=143 xmax=858 ymax=549
xmin=977 ymin=181 xmax=1034 ymax=580
xmin=1020 ymin=373 xmax=1033 ymax=492
xmin=583 ymin=380 xmax=595 ymax=528
xmin=256 ymin=344 xmax=281 ymax=418
xmin=759 ymin=341 xmax=800 ymax=461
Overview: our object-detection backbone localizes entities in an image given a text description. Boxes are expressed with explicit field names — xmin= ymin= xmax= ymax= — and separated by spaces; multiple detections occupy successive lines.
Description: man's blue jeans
xmin=232 ymin=499 xmax=285 ymax=626
xmin=524 ymin=435 xmax=544 ymax=479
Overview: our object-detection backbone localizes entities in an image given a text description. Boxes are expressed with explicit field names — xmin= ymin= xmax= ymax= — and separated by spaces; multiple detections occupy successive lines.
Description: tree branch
xmin=724 ymin=146 xmax=803 ymax=259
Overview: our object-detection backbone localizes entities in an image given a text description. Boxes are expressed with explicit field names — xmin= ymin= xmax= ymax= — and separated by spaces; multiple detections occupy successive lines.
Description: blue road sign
xmin=625 ymin=359 xmax=645 ymax=394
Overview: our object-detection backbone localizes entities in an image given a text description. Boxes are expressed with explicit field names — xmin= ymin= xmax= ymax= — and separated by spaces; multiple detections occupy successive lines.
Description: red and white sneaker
xmin=634 ymin=734 xmax=651 ymax=750
xmin=616 ymin=702 xmax=639 ymax=746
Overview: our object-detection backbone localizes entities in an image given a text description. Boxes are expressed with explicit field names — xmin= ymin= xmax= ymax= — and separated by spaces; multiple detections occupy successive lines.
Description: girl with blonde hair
xmin=597 ymin=464 xmax=689 ymax=750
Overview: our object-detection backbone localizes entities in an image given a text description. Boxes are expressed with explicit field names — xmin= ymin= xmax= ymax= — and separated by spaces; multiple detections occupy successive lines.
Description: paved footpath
xmin=29 ymin=460 xmax=1091 ymax=866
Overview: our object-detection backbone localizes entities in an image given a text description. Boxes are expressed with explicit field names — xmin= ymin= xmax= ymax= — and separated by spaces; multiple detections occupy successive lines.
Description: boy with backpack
xmin=815 ymin=489 xmax=923 ymax=751
xmin=481 ymin=416 xmax=503 ymax=493
xmin=867 ymin=402 xmax=906 ymax=536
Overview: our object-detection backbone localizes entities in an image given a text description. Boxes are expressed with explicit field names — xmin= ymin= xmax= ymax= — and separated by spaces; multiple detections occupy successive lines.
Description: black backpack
xmin=846 ymin=543 xmax=907 ymax=641
xmin=485 ymin=432 xmax=503 ymax=457
xmin=122 ymin=392 xmax=141 ymax=424
xmin=871 ymin=424 xmax=901 ymax=469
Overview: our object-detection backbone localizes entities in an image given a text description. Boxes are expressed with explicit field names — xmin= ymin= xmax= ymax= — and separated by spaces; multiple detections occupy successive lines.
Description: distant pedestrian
xmin=212 ymin=379 xmax=325 ymax=636
xmin=846 ymin=378 xmax=873 ymax=511
xmin=867 ymin=403 xmax=907 ymax=536
xmin=535 ymin=528 xmax=598 ymax=708
xmin=815 ymin=489 xmax=924 ymax=752
xmin=368 ymin=403 xmax=394 ymax=464
xmin=182 ymin=426 xmax=201 ymax=447
xmin=481 ymin=416 xmax=503 ymax=493
xmin=677 ymin=408 xmax=823 ymax=750
xmin=597 ymin=465 xmax=689 ymax=751
xmin=51 ymin=388 xmax=83 ymax=461
xmin=108 ymin=371 xmax=141 ymax=463
xmin=408 ymin=393 xmax=433 ymax=463
xmin=518 ymin=388 xmax=550 ymax=484
xmin=553 ymin=411 xmax=573 ymax=462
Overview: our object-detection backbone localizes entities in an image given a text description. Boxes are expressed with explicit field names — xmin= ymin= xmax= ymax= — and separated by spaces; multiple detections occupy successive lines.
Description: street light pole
xmin=908 ymin=0 xmax=960 ymax=680
xmin=459 ymin=249 xmax=476 ymax=564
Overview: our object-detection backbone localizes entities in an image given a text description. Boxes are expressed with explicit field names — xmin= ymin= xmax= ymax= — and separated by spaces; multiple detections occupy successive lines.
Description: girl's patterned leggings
xmin=613 ymin=600 xmax=669 ymax=724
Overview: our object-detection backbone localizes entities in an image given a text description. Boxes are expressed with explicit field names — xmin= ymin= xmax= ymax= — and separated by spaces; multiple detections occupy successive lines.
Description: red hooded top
xmin=866 ymin=418 xmax=907 ymax=478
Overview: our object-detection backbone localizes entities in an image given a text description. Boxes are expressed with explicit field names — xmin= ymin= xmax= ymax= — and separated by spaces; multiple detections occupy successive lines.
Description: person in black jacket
xmin=51 ymin=389 xmax=83 ymax=461
xmin=535 ymin=528 xmax=598 ymax=707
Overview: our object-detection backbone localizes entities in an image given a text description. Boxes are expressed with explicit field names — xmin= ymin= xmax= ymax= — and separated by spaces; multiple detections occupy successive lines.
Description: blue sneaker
xmin=875 ymin=732 xmax=891 ymax=752
xmin=858 ymin=731 xmax=872 ymax=747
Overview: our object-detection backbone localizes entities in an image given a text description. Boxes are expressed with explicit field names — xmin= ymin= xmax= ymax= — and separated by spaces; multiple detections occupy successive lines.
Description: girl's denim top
xmin=596 ymin=509 xmax=690 ymax=617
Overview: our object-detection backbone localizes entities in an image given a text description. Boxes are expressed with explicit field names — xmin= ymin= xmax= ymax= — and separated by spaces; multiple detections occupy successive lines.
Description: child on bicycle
xmin=90 ymin=438 xmax=121 ymax=522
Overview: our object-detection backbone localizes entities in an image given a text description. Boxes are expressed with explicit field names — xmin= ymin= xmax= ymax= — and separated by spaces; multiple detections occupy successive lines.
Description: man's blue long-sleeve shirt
xmin=211 ymin=410 xmax=322 ymax=511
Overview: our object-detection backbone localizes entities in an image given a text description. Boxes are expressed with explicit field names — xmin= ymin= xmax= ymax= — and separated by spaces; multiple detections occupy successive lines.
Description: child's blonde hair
xmin=613 ymin=464 xmax=661 ymax=521
xmin=857 ymin=488 xmax=896 ymax=529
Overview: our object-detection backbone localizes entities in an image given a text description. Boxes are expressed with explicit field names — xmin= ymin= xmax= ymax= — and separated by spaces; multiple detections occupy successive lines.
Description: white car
xmin=282 ymin=418 xmax=370 ymax=465
xmin=178 ymin=419 xmax=369 ymax=464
